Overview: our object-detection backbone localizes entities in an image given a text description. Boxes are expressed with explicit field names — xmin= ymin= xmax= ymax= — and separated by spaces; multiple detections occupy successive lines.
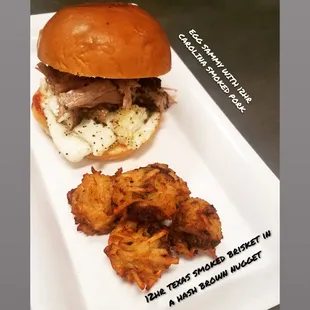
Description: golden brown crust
xmin=65 ymin=164 xmax=224 ymax=289
xmin=111 ymin=163 xmax=191 ymax=222
xmin=31 ymin=89 xmax=161 ymax=161
xmin=37 ymin=3 xmax=171 ymax=79
xmin=169 ymin=198 xmax=223 ymax=258
xmin=67 ymin=167 xmax=117 ymax=235
xmin=104 ymin=221 xmax=179 ymax=291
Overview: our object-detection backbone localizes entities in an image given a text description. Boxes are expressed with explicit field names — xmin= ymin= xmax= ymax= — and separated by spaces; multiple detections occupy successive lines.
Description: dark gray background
xmin=0 ymin=0 xmax=30 ymax=309
xmin=30 ymin=1 xmax=279 ymax=309
xmin=31 ymin=0 xmax=279 ymax=178
xmin=280 ymin=2 xmax=310 ymax=310
xmin=33 ymin=0 xmax=278 ymax=309
xmin=4 ymin=0 xmax=310 ymax=310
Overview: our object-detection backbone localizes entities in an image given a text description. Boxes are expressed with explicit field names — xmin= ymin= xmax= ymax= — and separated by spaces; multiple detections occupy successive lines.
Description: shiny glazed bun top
xmin=37 ymin=2 xmax=171 ymax=79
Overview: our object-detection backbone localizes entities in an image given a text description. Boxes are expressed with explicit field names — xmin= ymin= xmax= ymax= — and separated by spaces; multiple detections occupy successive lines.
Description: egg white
xmin=38 ymin=80 xmax=160 ymax=162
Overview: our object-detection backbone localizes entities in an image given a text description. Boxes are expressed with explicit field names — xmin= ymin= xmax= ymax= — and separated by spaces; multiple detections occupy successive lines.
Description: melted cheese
xmin=40 ymin=89 xmax=160 ymax=162
xmin=107 ymin=105 xmax=160 ymax=150
xmin=130 ymin=113 xmax=161 ymax=149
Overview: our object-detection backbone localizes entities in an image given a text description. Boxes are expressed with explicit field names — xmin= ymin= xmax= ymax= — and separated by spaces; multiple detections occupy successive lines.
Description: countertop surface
xmin=30 ymin=1 xmax=280 ymax=308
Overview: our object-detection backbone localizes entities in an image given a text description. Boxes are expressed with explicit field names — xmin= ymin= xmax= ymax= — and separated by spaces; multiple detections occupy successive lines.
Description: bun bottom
xmin=31 ymin=89 xmax=160 ymax=161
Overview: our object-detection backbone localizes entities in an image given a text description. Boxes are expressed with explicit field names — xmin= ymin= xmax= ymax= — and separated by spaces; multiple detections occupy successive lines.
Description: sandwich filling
xmin=35 ymin=62 xmax=175 ymax=162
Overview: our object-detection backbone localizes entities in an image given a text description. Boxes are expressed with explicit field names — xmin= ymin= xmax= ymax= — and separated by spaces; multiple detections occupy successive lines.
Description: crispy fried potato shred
xmin=67 ymin=163 xmax=223 ymax=291
xmin=104 ymin=221 xmax=179 ymax=291
xmin=67 ymin=167 xmax=116 ymax=235
xmin=169 ymin=198 xmax=223 ymax=258
xmin=112 ymin=163 xmax=191 ymax=222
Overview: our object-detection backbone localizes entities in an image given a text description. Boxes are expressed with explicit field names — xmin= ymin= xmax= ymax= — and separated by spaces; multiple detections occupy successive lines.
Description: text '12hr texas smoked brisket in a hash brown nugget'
xmin=67 ymin=163 xmax=223 ymax=290
xmin=32 ymin=3 xmax=176 ymax=163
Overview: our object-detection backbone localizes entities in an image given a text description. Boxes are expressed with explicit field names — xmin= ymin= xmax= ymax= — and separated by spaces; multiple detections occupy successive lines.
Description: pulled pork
xmin=36 ymin=63 xmax=173 ymax=130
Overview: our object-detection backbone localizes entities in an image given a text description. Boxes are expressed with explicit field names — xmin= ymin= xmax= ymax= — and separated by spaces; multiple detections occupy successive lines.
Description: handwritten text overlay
xmin=178 ymin=29 xmax=253 ymax=114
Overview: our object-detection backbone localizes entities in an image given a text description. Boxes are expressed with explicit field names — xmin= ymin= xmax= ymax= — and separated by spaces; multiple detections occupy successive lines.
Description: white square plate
xmin=30 ymin=13 xmax=279 ymax=310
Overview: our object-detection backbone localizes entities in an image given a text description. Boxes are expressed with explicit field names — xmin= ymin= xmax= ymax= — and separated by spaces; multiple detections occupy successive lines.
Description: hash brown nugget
xmin=169 ymin=198 xmax=223 ymax=257
xmin=148 ymin=163 xmax=191 ymax=205
xmin=104 ymin=221 xmax=179 ymax=291
xmin=112 ymin=163 xmax=191 ymax=222
xmin=67 ymin=167 xmax=117 ymax=235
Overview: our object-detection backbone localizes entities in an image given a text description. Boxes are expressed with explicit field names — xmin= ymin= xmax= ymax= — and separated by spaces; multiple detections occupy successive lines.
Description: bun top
xmin=37 ymin=3 xmax=171 ymax=79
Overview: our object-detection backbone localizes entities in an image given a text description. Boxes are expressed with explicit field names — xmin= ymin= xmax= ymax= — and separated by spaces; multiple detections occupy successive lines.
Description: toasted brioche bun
xmin=31 ymin=89 xmax=161 ymax=161
xmin=37 ymin=3 xmax=171 ymax=79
